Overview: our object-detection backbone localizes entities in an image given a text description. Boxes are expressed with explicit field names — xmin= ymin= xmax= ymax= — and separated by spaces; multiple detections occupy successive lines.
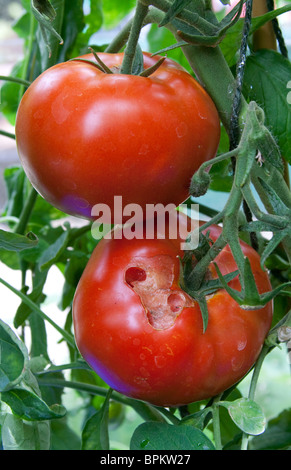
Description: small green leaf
xmin=0 ymin=229 xmax=38 ymax=252
xmin=32 ymin=0 xmax=57 ymax=19
xmin=0 ymin=320 xmax=28 ymax=392
xmin=1 ymin=166 xmax=27 ymax=218
xmin=14 ymin=269 xmax=48 ymax=328
xmin=250 ymin=409 xmax=291 ymax=450
xmin=1 ymin=387 xmax=66 ymax=421
xmin=81 ymin=388 xmax=112 ymax=450
xmin=31 ymin=0 xmax=63 ymax=48
xmin=1 ymin=413 xmax=51 ymax=450
xmin=243 ymin=50 xmax=291 ymax=164
xmin=222 ymin=398 xmax=266 ymax=436
xmin=258 ymin=177 xmax=291 ymax=217
xmin=130 ymin=422 xmax=215 ymax=450
xmin=38 ymin=227 xmax=70 ymax=271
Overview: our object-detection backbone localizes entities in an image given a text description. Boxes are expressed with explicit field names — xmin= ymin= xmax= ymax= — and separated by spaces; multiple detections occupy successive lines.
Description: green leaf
xmin=1 ymin=166 xmax=27 ymax=219
xmin=0 ymin=229 xmax=38 ymax=252
xmin=31 ymin=0 xmax=63 ymax=52
xmin=1 ymin=413 xmax=51 ymax=450
xmin=258 ymin=177 xmax=291 ymax=217
xmin=250 ymin=4 xmax=291 ymax=35
xmin=1 ymin=387 xmax=66 ymax=421
xmin=81 ymin=389 xmax=112 ymax=450
xmin=0 ymin=320 xmax=28 ymax=392
xmin=130 ymin=422 xmax=215 ymax=450
xmin=181 ymin=408 xmax=212 ymax=430
xmin=14 ymin=268 xmax=47 ymax=328
xmin=0 ymin=61 xmax=26 ymax=125
xmin=38 ymin=227 xmax=70 ymax=271
xmin=35 ymin=0 xmax=65 ymax=71
xmin=72 ymin=0 xmax=103 ymax=57
xmin=50 ymin=419 xmax=81 ymax=450
xmin=32 ymin=0 xmax=57 ymax=19
xmin=250 ymin=409 xmax=291 ymax=450
xmin=222 ymin=398 xmax=266 ymax=436
xmin=243 ymin=50 xmax=291 ymax=163
xmin=219 ymin=4 xmax=291 ymax=67
xmin=57 ymin=0 xmax=87 ymax=62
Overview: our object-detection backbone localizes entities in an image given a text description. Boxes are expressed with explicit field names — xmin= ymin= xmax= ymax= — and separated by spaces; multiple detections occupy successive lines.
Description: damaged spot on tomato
xmin=125 ymin=266 xmax=147 ymax=287
xmin=124 ymin=255 xmax=194 ymax=330
xmin=167 ymin=292 xmax=185 ymax=313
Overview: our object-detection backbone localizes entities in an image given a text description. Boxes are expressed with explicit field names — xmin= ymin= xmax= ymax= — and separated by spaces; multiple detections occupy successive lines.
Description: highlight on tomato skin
xmin=72 ymin=213 xmax=273 ymax=407
xmin=15 ymin=51 xmax=220 ymax=223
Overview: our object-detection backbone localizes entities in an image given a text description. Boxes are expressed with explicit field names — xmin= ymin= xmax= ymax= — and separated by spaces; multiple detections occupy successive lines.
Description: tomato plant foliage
xmin=0 ymin=0 xmax=291 ymax=451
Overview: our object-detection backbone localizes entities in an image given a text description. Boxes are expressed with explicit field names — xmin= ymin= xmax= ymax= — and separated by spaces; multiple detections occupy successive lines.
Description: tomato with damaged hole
xmin=72 ymin=213 xmax=273 ymax=406
xmin=15 ymin=52 xmax=220 ymax=222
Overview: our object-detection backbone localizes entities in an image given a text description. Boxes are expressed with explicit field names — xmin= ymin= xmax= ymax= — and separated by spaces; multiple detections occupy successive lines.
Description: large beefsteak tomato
xmin=15 ymin=52 xmax=220 ymax=222
xmin=73 ymin=213 xmax=273 ymax=406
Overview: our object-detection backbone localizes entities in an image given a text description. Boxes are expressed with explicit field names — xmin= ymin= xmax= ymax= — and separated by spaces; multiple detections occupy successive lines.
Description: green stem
xmin=241 ymin=183 xmax=288 ymax=229
xmin=198 ymin=210 xmax=225 ymax=231
xmin=241 ymin=344 xmax=270 ymax=450
xmin=251 ymin=167 xmax=291 ymax=263
xmin=0 ymin=130 xmax=16 ymax=140
xmin=142 ymin=0 xmax=216 ymax=35
xmin=144 ymin=6 xmax=247 ymax=133
xmin=19 ymin=7 xmax=36 ymax=99
xmin=187 ymin=234 xmax=227 ymax=289
xmin=14 ymin=186 xmax=38 ymax=235
xmin=181 ymin=44 xmax=247 ymax=132
xmin=248 ymin=345 xmax=269 ymax=401
xmin=0 ymin=216 xmax=19 ymax=224
xmin=120 ymin=1 xmax=149 ymax=74
xmin=105 ymin=18 xmax=133 ymax=53
xmin=0 ymin=277 xmax=76 ymax=349
xmin=0 ymin=75 xmax=31 ymax=87
xmin=212 ymin=395 xmax=223 ymax=450
xmin=195 ymin=147 xmax=240 ymax=178
xmin=222 ymin=185 xmax=246 ymax=275
xmin=37 ymin=377 xmax=167 ymax=423
xmin=67 ymin=223 xmax=92 ymax=244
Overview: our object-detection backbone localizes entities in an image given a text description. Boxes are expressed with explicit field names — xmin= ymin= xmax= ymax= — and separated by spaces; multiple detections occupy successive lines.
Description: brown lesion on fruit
xmin=124 ymin=255 xmax=195 ymax=330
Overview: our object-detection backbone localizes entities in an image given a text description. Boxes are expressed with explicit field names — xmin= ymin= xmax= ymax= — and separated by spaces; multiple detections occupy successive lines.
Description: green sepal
xmin=159 ymin=0 xmax=192 ymax=27
xmin=214 ymin=259 xmax=291 ymax=310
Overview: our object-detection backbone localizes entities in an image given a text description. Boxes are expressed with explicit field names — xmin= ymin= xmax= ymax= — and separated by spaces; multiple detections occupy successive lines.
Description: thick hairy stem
xmin=120 ymin=1 xmax=149 ymax=74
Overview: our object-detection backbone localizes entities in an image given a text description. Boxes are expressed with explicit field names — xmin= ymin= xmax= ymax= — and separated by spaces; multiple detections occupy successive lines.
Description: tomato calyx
xmin=70 ymin=48 xmax=167 ymax=78
xmin=214 ymin=256 xmax=291 ymax=311
xmin=138 ymin=55 xmax=167 ymax=77
xmin=122 ymin=233 xmax=239 ymax=334
xmin=180 ymin=231 xmax=239 ymax=332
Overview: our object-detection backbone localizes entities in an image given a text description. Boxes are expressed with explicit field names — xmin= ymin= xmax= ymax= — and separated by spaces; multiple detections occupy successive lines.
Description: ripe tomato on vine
xmin=15 ymin=52 xmax=220 ymax=222
xmin=73 ymin=213 xmax=273 ymax=406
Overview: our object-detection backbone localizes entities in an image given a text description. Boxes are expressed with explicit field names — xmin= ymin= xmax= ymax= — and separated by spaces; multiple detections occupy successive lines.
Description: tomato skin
xmin=72 ymin=214 xmax=273 ymax=406
xmin=15 ymin=52 xmax=220 ymax=222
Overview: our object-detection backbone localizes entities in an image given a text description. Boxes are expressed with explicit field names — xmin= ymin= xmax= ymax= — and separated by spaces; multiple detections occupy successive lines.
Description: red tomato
xmin=72 ymin=213 xmax=273 ymax=406
xmin=15 ymin=52 xmax=220 ymax=222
